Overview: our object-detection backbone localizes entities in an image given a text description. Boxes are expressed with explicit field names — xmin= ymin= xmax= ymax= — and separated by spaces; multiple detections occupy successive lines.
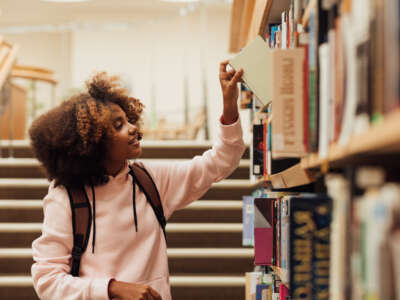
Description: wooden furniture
xmin=142 ymin=110 xmax=206 ymax=140
xmin=0 ymin=83 xmax=27 ymax=140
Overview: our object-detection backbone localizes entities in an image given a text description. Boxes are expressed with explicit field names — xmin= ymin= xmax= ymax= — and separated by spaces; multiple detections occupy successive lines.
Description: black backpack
xmin=66 ymin=163 xmax=167 ymax=277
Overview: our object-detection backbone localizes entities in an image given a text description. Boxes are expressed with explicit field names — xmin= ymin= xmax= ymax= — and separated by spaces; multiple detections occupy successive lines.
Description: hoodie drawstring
xmin=91 ymin=185 xmax=96 ymax=254
xmin=132 ymin=181 xmax=138 ymax=232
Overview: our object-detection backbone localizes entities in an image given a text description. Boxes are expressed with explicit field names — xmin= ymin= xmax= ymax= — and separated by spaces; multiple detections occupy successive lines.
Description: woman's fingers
xmin=219 ymin=60 xmax=229 ymax=74
xmin=221 ymin=69 xmax=235 ymax=80
xmin=229 ymin=69 xmax=243 ymax=87
xmin=149 ymin=288 xmax=162 ymax=300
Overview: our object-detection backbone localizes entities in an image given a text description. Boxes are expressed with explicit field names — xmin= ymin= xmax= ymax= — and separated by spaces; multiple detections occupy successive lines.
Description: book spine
xmin=308 ymin=11 xmax=318 ymax=153
xmin=289 ymin=198 xmax=315 ymax=299
xmin=312 ymin=199 xmax=331 ymax=300
xmin=253 ymin=124 xmax=264 ymax=176
xmin=301 ymin=37 xmax=310 ymax=153
xmin=271 ymin=48 xmax=306 ymax=159
xmin=264 ymin=117 xmax=268 ymax=179
xmin=243 ymin=196 xmax=255 ymax=247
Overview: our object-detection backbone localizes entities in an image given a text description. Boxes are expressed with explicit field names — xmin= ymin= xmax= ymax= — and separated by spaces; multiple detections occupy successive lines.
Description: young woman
xmin=30 ymin=61 xmax=244 ymax=300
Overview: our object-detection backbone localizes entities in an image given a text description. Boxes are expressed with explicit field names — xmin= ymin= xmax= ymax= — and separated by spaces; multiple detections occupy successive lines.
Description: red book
xmin=279 ymin=284 xmax=289 ymax=300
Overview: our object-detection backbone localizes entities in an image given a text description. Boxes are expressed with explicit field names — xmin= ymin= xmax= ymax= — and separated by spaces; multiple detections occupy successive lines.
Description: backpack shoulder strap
xmin=66 ymin=186 xmax=92 ymax=277
xmin=129 ymin=163 xmax=167 ymax=238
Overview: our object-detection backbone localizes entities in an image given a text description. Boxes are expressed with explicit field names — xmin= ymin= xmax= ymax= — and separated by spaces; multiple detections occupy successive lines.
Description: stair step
xmin=0 ymin=248 xmax=254 ymax=275
xmin=0 ymin=275 xmax=245 ymax=287
xmin=0 ymin=232 xmax=244 ymax=249
xmin=0 ymin=158 xmax=250 ymax=180
xmin=0 ymin=286 xmax=245 ymax=300
xmin=0 ymin=140 xmax=250 ymax=159
xmin=0 ymin=248 xmax=253 ymax=258
xmin=0 ymin=276 xmax=245 ymax=300
xmin=0 ymin=222 xmax=243 ymax=233
xmin=0 ymin=178 xmax=255 ymax=200
xmin=0 ymin=222 xmax=244 ymax=248
xmin=0 ymin=199 xmax=244 ymax=223
xmin=0 ymin=199 xmax=242 ymax=209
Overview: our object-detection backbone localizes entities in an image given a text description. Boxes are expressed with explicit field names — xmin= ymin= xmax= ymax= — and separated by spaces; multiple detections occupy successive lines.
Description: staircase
xmin=0 ymin=140 xmax=254 ymax=300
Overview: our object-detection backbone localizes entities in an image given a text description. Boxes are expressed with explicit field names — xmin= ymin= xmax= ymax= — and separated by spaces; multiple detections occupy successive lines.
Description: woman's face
xmin=104 ymin=103 xmax=142 ymax=166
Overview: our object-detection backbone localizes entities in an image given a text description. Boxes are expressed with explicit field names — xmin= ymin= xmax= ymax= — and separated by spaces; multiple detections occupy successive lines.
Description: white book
xmin=326 ymin=174 xmax=350 ymax=300
xmin=328 ymin=28 xmax=336 ymax=144
xmin=338 ymin=15 xmax=358 ymax=146
xmin=318 ymin=43 xmax=329 ymax=158
xmin=391 ymin=231 xmax=400 ymax=300
xmin=229 ymin=36 xmax=273 ymax=106
xmin=281 ymin=12 xmax=287 ymax=49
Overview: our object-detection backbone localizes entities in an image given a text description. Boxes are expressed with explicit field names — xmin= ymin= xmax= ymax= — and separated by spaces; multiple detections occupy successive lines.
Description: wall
xmin=3 ymin=6 xmax=251 ymax=141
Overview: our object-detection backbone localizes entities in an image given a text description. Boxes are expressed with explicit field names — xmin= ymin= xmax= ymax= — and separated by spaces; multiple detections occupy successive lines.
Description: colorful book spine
xmin=312 ymin=199 xmax=331 ymax=300
xmin=253 ymin=124 xmax=265 ymax=176
xmin=289 ymin=197 xmax=317 ymax=299
xmin=254 ymin=198 xmax=274 ymax=265
xmin=243 ymin=196 xmax=255 ymax=246
xmin=256 ymin=284 xmax=271 ymax=300
xmin=308 ymin=10 xmax=318 ymax=153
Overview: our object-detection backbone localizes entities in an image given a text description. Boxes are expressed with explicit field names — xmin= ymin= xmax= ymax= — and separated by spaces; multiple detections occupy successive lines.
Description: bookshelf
xmin=301 ymin=109 xmax=400 ymax=170
xmin=230 ymin=0 xmax=290 ymax=52
xmin=234 ymin=0 xmax=400 ymax=299
xmin=255 ymin=108 xmax=400 ymax=189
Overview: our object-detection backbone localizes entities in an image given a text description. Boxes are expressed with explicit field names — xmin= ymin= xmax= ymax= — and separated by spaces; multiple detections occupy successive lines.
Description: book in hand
xmin=229 ymin=35 xmax=273 ymax=105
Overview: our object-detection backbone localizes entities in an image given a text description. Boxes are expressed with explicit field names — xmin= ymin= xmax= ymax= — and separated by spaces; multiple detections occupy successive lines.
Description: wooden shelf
xmin=252 ymin=164 xmax=315 ymax=190
xmin=229 ymin=0 xmax=290 ymax=53
xmin=11 ymin=65 xmax=57 ymax=85
xmin=269 ymin=163 xmax=316 ymax=189
xmin=301 ymin=109 xmax=400 ymax=169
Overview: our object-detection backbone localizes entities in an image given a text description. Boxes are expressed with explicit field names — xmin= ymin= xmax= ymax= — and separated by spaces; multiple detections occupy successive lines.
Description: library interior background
xmin=0 ymin=0 xmax=399 ymax=299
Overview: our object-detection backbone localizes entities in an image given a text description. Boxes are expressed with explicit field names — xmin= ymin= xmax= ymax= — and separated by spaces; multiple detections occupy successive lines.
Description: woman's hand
xmin=108 ymin=279 xmax=162 ymax=300
xmin=219 ymin=60 xmax=243 ymax=125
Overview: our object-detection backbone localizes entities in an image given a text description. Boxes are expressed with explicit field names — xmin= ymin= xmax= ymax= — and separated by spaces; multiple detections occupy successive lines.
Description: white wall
xmin=4 ymin=7 xmax=251 ymax=141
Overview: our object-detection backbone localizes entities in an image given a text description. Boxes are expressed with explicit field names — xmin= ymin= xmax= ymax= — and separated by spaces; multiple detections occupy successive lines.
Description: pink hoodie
xmin=31 ymin=118 xmax=245 ymax=300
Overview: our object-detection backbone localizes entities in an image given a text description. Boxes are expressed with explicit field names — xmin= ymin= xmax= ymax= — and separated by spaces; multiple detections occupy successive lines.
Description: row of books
xmin=234 ymin=0 xmax=399 ymax=162
xmin=243 ymin=192 xmax=331 ymax=299
xmin=245 ymin=271 xmax=289 ymax=300
xmin=326 ymin=169 xmax=400 ymax=300
xmin=243 ymin=168 xmax=400 ymax=299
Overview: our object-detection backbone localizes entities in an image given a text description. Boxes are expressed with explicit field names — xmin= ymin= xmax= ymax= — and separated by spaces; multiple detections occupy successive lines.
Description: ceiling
xmin=0 ymin=0 xmax=231 ymax=28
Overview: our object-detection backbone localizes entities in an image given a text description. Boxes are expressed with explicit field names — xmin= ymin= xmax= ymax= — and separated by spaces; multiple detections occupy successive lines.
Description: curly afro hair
xmin=29 ymin=72 xmax=144 ymax=188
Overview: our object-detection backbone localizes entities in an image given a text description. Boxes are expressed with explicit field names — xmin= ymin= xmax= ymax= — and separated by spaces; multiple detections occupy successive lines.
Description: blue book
xmin=242 ymin=196 xmax=255 ymax=246
xmin=256 ymin=283 xmax=270 ymax=300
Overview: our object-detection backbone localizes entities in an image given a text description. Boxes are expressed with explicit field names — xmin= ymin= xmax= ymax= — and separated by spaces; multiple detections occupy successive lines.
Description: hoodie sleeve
xmin=140 ymin=117 xmax=246 ymax=220
xmin=31 ymin=183 xmax=111 ymax=300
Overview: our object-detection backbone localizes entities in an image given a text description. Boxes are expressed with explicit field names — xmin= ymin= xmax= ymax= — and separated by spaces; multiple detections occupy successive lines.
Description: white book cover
xmin=391 ymin=231 xmax=400 ymax=300
xmin=229 ymin=35 xmax=273 ymax=106
xmin=338 ymin=15 xmax=358 ymax=146
xmin=318 ymin=43 xmax=329 ymax=158
xmin=281 ymin=12 xmax=287 ymax=49
xmin=326 ymin=174 xmax=350 ymax=300
xmin=328 ymin=28 xmax=336 ymax=144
